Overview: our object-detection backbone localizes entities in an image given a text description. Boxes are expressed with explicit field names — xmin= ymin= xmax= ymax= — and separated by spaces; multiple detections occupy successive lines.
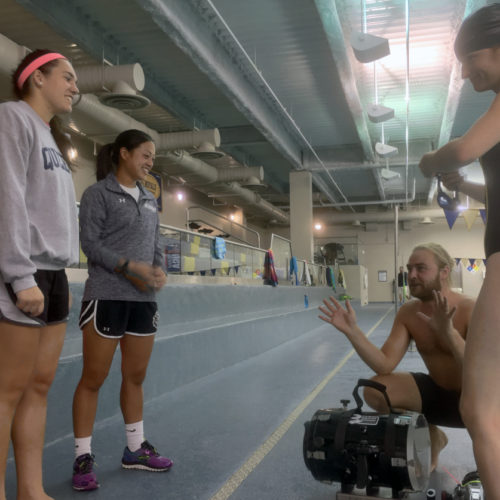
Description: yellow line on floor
xmin=209 ymin=306 xmax=393 ymax=500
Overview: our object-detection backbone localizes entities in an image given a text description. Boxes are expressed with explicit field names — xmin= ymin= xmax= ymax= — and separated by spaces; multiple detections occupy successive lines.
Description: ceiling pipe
xmin=75 ymin=63 xmax=150 ymax=110
xmin=155 ymin=151 xmax=219 ymax=184
xmin=205 ymin=182 xmax=289 ymax=224
xmin=0 ymin=33 xmax=220 ymax=151
xmin=216 ymin=166 xmax=263 ymax=183
xmin=155 ymin=152 xmax=288 ymax=223
xmin=71 ymin=94 xmax=220 ymax=151
xmin=320 ymin=208 xmax=446 ymax=225
xmin=75 ymin=63 xmax=146 ymax=94
xmin=156 ymin=153 xmax=262 ymax=185
xmin=158 ymin=129 xmax=220 ymax=151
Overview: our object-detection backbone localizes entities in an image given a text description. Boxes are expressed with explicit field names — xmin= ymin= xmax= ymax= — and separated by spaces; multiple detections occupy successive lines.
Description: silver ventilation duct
xmin=156 ymin=152 xmax=288 ymax=223
xmin=71 ymin=94 xmax=220 ymax=152
xmin=75 ymin=63 xmax=150 ymax=110
xmin=0 ymin=33 xmax=284 ymax=224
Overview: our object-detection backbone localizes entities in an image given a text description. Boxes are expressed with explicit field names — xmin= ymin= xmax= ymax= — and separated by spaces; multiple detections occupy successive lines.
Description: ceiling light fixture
xmin=419 ymin=216 xmax=434 ymax=224
xmin=350 ymin=0 xmax=390 ymax=63
xmin=380 ymin=166 xmax=400 ymax=181
xmin=375 ymin=142 xmax=398 ymax=158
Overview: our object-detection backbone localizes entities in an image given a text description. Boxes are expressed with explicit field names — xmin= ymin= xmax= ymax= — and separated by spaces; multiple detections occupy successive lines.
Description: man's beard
xmin=409 ymin=275 xmax=441 ymax=302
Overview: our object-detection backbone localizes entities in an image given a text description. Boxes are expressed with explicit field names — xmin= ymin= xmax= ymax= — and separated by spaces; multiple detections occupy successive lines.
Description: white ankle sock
xmin=74 ymin=436 xmax=92 ymax=459
xmin=125 ymin=420 xmax=145 ymax=452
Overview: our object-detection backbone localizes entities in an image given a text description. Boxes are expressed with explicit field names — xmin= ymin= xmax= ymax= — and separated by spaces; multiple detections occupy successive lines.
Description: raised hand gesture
xmin=319 ymin=296 xmax=357 ymax=336
xmin=417 ymin=290 xmax=456 ymax=340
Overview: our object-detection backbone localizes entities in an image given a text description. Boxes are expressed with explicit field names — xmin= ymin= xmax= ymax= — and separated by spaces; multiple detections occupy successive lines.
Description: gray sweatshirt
xmin=79 ymin=173 xmax=164 ymax=302
xmin=0 ymin=100 xmax=79 ymax=293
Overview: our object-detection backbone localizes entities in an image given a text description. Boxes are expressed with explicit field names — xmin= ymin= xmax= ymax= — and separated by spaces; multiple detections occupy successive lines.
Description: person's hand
xmin=319 ymin=296 xmax=357 ymax=336
xmin=417 ymin=290 xmax=456 ymax=340
xmin=440 ymin=171 xmax=465 ymax=191
xmin=152 ymin=267 xmax=167 ymax=291
xmin=123 ymin=261 xmax=158 ymax=292
xmin=16 ymin=286 xmax=44 ymax=316
xmin=419 ymin=152 xmax=437 ymax=178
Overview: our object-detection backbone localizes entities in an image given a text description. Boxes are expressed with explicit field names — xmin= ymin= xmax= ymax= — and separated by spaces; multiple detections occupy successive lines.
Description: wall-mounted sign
xmin=143 ymin=171 xmax=162 ymax=211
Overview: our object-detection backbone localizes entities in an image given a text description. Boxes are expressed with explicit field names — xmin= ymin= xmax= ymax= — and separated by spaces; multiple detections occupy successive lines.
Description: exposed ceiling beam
xmin=426 ymin=0 xmax=488 ymax=204
xmin=135 ymin=0 xmax=349 ymax=206
xmin=313 ymin=0 xmax=386 ymax=201
xmin=219 ymin=126 xmax=267 ymax=147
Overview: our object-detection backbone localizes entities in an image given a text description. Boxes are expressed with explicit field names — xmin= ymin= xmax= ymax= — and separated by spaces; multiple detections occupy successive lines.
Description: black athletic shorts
xmin=411 ymin=372 xmax=464 ymax=428
xmin=1 ymin=269 xmax=69 ymax=326
xmin=79 ymin=300 xmax=159 ymax=339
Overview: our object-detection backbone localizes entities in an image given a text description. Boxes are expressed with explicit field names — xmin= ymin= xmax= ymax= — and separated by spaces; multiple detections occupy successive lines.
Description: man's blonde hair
xmin=411 ymin=243 xmax=455 ymax=285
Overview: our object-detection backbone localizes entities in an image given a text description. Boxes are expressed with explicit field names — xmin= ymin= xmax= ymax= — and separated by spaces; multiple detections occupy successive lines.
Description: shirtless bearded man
xmin=319 ymin=243 xmax=475 ymax=470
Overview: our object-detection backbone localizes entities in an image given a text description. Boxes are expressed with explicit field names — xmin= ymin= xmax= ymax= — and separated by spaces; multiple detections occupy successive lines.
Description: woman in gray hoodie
xmin=0 ymin=50 xmax=79 ymax=499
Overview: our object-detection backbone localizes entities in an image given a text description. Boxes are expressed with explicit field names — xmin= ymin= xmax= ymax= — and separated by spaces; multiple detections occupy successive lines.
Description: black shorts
xmin=411 ymin=372 xmax=464 ymax=428
xmin=79 ymin=300 xmax=159 ymax=339
xmin=1 ymin=269 xmax=69 ymax=326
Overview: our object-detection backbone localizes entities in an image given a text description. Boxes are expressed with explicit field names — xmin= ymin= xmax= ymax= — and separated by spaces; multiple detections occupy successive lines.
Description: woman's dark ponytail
xmin=50 ymin=117 xmax=73 ymax=167
xmin=96 ymin=144 xmax=116 ymax=181
xmin=96 ymin=129 xmax=154 ymax=181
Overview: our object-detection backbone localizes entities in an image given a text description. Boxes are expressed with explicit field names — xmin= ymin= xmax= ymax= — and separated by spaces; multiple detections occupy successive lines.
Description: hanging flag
xmin=462 ymin=209 xmax=478 ymax=230
xmin=338 ymin=269 xmax=347 ymax=289
xmin=483 ymin=259 xmax=487 ymax=267
xmin=469 ymin=258 xmax=476 ymax=268
xmin=455 ymin=258 xmax=461 ymax=267
xmin=263 ymin=249 xmax=278 ymax=286
xmin=443 ymin=209 xmax=460 ymax=229
xmin=479 ymin=209 xmax=487 ymax=225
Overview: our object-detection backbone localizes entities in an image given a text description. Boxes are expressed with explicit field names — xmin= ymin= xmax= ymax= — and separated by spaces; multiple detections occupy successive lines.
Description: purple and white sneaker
xmin=121 ymin=440 xmax=173 ymax=471
xmin=72 ymin=453 xmax=99 ymax=491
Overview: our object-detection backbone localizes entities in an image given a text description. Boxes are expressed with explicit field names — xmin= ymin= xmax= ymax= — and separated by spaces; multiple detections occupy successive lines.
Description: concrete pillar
xmin=290 ymin=170 xmax=314 ymax=261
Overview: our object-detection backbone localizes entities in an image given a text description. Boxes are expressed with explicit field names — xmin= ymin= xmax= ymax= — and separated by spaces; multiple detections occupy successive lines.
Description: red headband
xmin=17 ymin=52 xmax=66 ymax=90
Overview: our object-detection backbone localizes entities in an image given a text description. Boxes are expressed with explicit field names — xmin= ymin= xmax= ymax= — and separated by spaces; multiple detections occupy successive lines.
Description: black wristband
xmin=115 ymin=259 xmax=129 ymax=274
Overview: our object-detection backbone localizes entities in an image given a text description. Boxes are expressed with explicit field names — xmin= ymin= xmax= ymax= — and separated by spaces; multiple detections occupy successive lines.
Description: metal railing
xmin=186 ymin=205 xmax=261 ymax=248
xmin=76 ymin=219 xmax=329 ymax=286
